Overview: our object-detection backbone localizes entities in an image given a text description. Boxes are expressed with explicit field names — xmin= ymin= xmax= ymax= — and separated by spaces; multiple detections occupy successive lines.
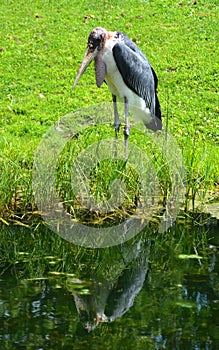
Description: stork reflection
xmin=71 ymin=235 xmax=150 ymax=331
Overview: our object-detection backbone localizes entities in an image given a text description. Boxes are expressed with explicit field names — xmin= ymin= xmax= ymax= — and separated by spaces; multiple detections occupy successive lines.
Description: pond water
xmin=0 ymin=219 xmax=218 ymax=349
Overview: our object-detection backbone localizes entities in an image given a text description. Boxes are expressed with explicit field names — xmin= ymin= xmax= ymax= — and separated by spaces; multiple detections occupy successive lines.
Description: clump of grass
xmin=55 ymin=126 xmax=143 ymax=225
xmin=0 ymin=153 xmax=34 ymax=215
xmin=46 ymin=117 xmax=181 ymax=228
xmin=182 ymin=138 xmax=218 ymax=212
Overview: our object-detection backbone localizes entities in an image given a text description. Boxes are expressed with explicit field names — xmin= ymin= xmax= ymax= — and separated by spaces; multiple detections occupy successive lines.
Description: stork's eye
xmin=96 ymin=34 xmax=103 ymax=42
xmin=98 ymin=32 xmax=106 ymax=41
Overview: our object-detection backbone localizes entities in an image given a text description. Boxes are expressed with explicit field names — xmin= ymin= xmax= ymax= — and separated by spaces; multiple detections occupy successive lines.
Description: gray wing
xmin=113 ymin=41 xmax=156 ymax=114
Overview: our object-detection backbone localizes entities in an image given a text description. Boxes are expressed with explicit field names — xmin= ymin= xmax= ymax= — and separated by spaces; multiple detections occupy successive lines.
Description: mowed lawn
xmin=0 ymin=0 xmax=218 ymax=215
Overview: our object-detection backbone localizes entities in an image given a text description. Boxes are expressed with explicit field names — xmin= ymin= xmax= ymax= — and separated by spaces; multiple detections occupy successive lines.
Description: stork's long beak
xmin=73 ymin=48 xmax=98 ymax=88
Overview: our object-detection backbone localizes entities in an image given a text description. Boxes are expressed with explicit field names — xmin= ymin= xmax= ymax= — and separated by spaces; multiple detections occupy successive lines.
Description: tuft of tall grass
xmin=51 ymin=117 xmax=184 ymax=227
xmin=182 ymin=139 xmax=218 ymax=212
xmin=0 ymin=155 xmax=33 ymax=215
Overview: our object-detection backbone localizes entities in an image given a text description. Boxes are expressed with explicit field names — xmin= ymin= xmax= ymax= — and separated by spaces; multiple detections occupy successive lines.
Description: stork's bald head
xmin=73 ymin=27 xmax=107 ymax=89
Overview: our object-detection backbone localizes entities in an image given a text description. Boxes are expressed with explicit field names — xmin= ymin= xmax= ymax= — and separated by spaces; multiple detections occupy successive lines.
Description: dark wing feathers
xmin=113 ymin=43 xmax=154 ymax=111
xmin=112 ymin=37 xmax=161 ymax=120
xmin=150 ymin=66 xmax=161 ymax=119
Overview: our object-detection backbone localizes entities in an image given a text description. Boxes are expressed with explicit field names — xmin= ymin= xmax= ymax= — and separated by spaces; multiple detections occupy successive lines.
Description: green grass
xmin=0 ymin=0 xmax=218 ymax=221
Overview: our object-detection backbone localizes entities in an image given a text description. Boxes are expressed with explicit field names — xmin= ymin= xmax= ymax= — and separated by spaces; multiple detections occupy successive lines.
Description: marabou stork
xmin=73 ymin=27 xmax=162 ymax=148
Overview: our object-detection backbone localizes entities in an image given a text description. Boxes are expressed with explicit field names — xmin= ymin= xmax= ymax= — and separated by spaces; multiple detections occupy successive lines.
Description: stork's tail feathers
xmin=145 ymin=117 xmax=162 ymax=132
xmin=145 ymin=95 xmax=162 ymax=131
xmin=155 ymin=93 xmax=162 ymax=121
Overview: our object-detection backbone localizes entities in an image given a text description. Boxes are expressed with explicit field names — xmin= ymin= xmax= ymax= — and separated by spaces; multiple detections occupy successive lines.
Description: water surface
xmin=0 ymin=220 xmax=218 ymax=349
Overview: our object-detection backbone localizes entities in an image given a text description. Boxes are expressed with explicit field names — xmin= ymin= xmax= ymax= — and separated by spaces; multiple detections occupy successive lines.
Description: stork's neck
xmin=106 ymin=31 xmax=125 ymax=42
xmin=106 ymin=31 xmax=117 ymax=40
xmin=103 ymin=31 xmax=123 ymax=54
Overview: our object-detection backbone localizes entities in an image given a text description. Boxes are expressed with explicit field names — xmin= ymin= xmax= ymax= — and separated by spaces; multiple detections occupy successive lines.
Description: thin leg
xmin=123 ymin=96 xmax=130 ymax=158
xmin=113 ymin=94 xmax=120 ymax=138
xmin=112 ymin=94 xmax=120 ymax=160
